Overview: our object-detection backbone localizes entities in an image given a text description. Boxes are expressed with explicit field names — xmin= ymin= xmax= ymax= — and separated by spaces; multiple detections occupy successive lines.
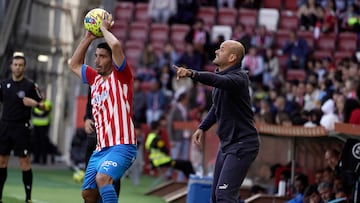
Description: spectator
xmin=287 ymin=173 xmax=309 ymax=203
xmin=146 ymin=79 xmax=167 ymax=124
xmin=167 ymin=88 xmax=192 ymax=181
xmin=251 ymin=25 xmax=274 ymax=53
xmin=320 ymin=99 xmax=339 ymax=131
xmin=318 ymin=181 xmax=335 ymax=202
xmin=170 ymin=0 xmax=199 ymax=25
xmin=158 ymin=42 xmax=179 ymax=69
xmin=242 ymin=46 xmax=264 ymax=85
xmin=282 ymin=29 xmax=309 ymax=70
xmin=322 ymin=0 xmax=337 ymax=33
xmin=303 ymin=81 xmax=321 ymax=111
xmin=133 ymin=77 xmax=147 ymax=124
xmin=297 ymin=0 xmax=324 ymax=30
xmin=176 ymin=42 xmax=204 ymax=71
xmin=263 ymin=48 xmax=282 ymax=89
xmin=324 ymin=149 xmax=341 ymax=171
xmin=145 ymin=120 xmax=195 ymax=179
xmin=232 ymin=23 xmax=251 ymax=53
xmin=303 ymin=184 xmax=322 ymax=203
xmin=137 ymin=43 xmax=159 ymax=71
xmin=185 ymin=18 xmax=211 ymax=54
xmin=148 ymin=0 xmax=177 ymax=24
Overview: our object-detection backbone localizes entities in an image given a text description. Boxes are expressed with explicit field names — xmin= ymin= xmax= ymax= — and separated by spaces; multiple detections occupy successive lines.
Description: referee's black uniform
xmin=0 ymin=75 xmax=42 ymax=203
xmin=0 ymin=77 xmax=42 ymax=156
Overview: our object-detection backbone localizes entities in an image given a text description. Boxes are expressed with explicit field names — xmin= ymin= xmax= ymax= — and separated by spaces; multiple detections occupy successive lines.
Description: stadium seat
xmin=312 ymin=50 xmax=333 ymax=60
xmin=217 ymin=8 xmax=238 ymax=27
xmin=334 ymin=51 xmax=354 ymax=65
xmin=316 ymin=33 xmax=337 ymax=51
xmin=277 ymin=54 xmax=289 ymax=71
xmin=238 ymin=8 xmax=258 ymax=29
xmin=286 ymin=69 xmax=306 ymax=81
xmin=211 ymin=25 xmax=232 ymax=41
xmin=114 ymin=1 xmax=134 ymax=21
xmin=284 ymin=0 xmax=298 ymax=11
xmin=134 ymin=2 xmax=150 ymax=22
xmin=149 ymin=23 xmax=169 ymax=44
xmin=170 ymin=24 xmax=191 ymax=53
xmin=128 ymin=21 xmax=149 ymax=41
xmin=124 ymin=40 xmax=144 ymax=68
xmin=274 ymin=29 xmax=289 ymax=49
xmin=279 ymin=11 xmax=299 ymax=30
xmin=197 ymin=6 xmax=217 ymax=27
xmin=338 ymin=32 xmax=358 ymax=52
xmin=258 ymin=8 xmax=280 ymax=32
xmin=111 ymin=21 xmax=128 ymax=41
xmin=263 ymin=0 xmax=282 ymax=9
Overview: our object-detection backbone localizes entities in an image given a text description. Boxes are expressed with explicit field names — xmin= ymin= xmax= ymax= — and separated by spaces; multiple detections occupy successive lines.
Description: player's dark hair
xmin=97 ymin=42 xmax=112 ymax=56
xmin=12 ymin=55 xmax=26 ymax=65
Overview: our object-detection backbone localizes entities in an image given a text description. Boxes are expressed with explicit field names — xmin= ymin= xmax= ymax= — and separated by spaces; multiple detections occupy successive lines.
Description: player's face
xmin=11 ymin=58 xmax=26 ymax=79
xmin=95 ymin=48 xmax=112 ymax=76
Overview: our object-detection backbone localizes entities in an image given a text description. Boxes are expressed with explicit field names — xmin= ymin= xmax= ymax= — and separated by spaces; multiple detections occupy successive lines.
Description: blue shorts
xmin=82 ymin=144 xmax=137 ymax=190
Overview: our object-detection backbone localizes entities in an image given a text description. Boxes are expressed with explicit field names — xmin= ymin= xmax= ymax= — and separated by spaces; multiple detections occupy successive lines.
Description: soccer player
xmin=69 ymin=14 xmax=137 ymax=203
xmin=174 ymin=40 xmax=260 ymax=202
xmin=0 ymin=55 xmax=45 ymax=203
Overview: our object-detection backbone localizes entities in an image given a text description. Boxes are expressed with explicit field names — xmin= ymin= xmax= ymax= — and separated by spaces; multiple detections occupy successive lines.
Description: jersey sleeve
xmin=81 ymin=64 xmax=97 ymax=85
xmin=28 ymin=82 xmax=42 ymax=102
xmin=113 ymin=58 xmax=133 ymax=82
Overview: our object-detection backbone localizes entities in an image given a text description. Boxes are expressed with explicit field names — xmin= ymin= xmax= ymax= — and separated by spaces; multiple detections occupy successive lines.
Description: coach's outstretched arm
xmin=100 ymin=14 xmax=125 ymax=68
xmin=69 ymin=31 xmax=96 ymax=79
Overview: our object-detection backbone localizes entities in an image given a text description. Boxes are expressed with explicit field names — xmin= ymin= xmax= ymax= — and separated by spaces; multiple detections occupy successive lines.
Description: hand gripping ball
xmin=84 ymin=8 xmax=109 ymax=37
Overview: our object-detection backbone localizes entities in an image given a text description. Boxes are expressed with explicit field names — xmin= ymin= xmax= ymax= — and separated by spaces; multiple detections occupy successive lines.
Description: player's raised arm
xmin=69 ymin=31 xmax=96 ymax=79
xmin=100 ymin=13 xmax=125 ymax=68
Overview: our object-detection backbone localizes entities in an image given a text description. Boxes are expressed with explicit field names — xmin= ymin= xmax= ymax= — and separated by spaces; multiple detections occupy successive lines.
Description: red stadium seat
xmin=284 ymin=0 xmax=298 ymax=11
xmin=316 ymin=33 xmax=337 ymax=51
xmin=286 ymin=69 xmax=306 ymax=81
xmin=263 ymin=0 xmax=282 ymax=9
xmin=338 ymin=32 xmax=358 ymax=52
xmin=114 ymin=1 xmax=134 ymax=21
xmin=111 ymin=21 xmax=128 ymax=41
xmin=134 ymin=2 xmax=150 ymax=22
xmin=217 ymin=8 xmax=238 ymax=27
xmin=238 ymin=8 xmax=258 ymax=29
xmin=275 ymin=29 xmax=289 ymax=49
xmin=124 ymin=40 xmax=143 ymax=68
xmin=313 ymin=50 xmax=333 ymax=60
xmin=197 ymin=6 xmax=217 ymax=27
xmin=151 ymin=41 xmax=166 ymax=57
xmin=279 ymin=11 xmax=299 ymax=30
xmin=128 ymin=21 xmax=149 ymax=41
xmin=334 ymin=51 xmax=354 ymax=65
xmin=170 ymin=24 xmax=191 ymax=53
xmin=149 ymin=23 xmax=169 ymax=44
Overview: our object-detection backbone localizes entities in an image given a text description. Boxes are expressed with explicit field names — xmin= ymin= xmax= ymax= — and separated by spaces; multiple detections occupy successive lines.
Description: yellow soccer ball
xmin=84 ymin=8 xmax=109 ymax=37
xmin=72 ymin=169 xmax=85 ymax=183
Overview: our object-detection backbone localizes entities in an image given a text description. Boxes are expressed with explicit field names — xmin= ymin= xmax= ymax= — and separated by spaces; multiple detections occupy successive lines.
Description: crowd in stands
xmin=116 ymin=0 xmax=360 ymax=202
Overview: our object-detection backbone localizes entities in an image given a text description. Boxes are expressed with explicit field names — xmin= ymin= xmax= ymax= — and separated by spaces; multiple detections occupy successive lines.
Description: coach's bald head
xmin=213 ymin=40 xmax=245 ymax=71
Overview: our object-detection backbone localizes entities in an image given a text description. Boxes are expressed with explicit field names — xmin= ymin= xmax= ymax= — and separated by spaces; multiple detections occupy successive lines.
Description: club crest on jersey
xmin=6 ymin=83 xmax=10 ymax=88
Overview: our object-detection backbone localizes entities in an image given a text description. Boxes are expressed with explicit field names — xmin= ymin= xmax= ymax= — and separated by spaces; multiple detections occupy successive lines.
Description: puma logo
xmin=219 ymin=183 xmax=228 ymax=190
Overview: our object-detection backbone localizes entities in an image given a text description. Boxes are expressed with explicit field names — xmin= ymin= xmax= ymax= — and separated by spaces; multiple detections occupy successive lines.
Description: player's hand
xmin=192 ymin=129 xmax=204 ymax=148
xmin=85 ymin=30 xmax=97 ymax=40
xmin=84 ymin=119 xmax=95 ymax=134
xmin=101 ymin=12 xmax=114 ymax=30
xmin=22 ymin=97 xmax=38 ymax=107
xmin=173 ymin=65 xmax=192 ymax=80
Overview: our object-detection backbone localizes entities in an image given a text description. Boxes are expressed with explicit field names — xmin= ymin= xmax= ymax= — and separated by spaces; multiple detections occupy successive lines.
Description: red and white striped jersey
xmin=82 ymin=61 xmax=136 ymax=150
